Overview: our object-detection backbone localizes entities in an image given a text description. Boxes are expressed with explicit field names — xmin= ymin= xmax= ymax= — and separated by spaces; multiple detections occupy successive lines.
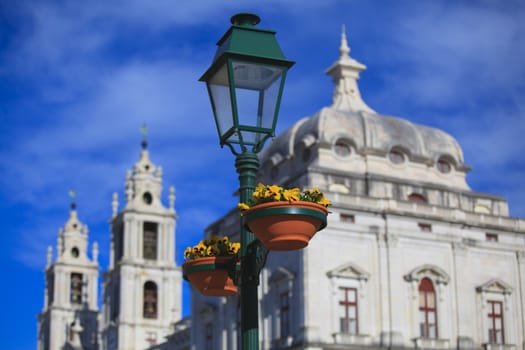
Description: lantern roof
xmin=201 ymin=13 xmax=294 ymax=82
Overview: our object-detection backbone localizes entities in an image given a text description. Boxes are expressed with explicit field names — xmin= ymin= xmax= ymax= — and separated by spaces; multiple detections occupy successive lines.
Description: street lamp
xmin=200 ymin=12 xmax=294 ymax=349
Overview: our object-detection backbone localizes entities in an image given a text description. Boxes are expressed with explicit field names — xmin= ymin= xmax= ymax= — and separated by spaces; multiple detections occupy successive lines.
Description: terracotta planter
xmin=243 ymin=201 xmax=328 ymax=251
xmin=182 ymin=256 xmax=238 ymax=297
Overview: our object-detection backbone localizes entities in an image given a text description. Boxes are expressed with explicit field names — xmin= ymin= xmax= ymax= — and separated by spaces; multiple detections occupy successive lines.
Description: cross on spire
xmin=140 ymin=124 xmax=148 ymax=149
xmin=69 ymin=189 xmax=77 ymax=210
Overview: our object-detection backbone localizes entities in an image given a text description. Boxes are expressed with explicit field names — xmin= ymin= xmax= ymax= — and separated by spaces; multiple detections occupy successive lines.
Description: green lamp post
xmin=200 ymin=13 xmax=294 ymax=349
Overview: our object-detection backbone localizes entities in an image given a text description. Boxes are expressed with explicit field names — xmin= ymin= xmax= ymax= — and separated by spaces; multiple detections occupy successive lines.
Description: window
xmin=486 ymin=233 xmax=498 ymax=242
xmin=419 ymin=278 xmax=438 ymax=338
xmin=143 ymin=222 xmax=158 ymax=260
xmin=205 ymin=322 xmax=213 ymax=350
xmin=487 ymin=301 xmax=504 ymax=344
xmin=418 ymin=223 xmax=432 ymax=232
xmin=409 ymin=193 xmax=427 ymax=203
xmin=339 ymin=287 xmax=358 ymax=334
xmin=71 ymin=247 xmax=79 ymax=258
xmin=477 ymin=279 xmax=512 ymax=346
xmin=328 ymin=263 xmax=370 ymax=341
xmin=388 ymin=149 xmax=405 ymax=164
xmin=143 ymin=281 xmax=157 ymax=319
xmin=280 ymin=292 xmax=290 ymax=338
xmin=340 ymin=214 xmax=355 ymax=223
xmin=437 ymin=159 xmax=451 ymax=174
xmin=334 ymin=140 xmax=352 ymax=157
xmin=70 ymin=273 xmax=83 ymax=304
xmin=142 ymin=192 xmax=153 ymax=205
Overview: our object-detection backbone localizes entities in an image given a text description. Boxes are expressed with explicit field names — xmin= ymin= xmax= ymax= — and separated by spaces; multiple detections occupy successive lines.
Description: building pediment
xmin=476 ymin=279 xmax=513 ymax=295
xmin=326 ymin=262 xmax=370 ymax=281
xmin=404 ymin=264 xmax=450 ymax=285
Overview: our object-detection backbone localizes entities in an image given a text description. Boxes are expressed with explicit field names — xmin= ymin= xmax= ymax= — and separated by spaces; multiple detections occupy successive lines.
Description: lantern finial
xmin=231 ymin=13 xmax=260 ymax=27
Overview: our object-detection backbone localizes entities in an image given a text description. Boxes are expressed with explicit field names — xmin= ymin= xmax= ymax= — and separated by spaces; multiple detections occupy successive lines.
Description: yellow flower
xmin=237 ymin=203 xmax=250 ymax=211
xmin=193 ymin=243 xmax=206 ymax=257
xmin=184 ymin=235 xmax=241 ymax=260
xmin=228 ymin=242 xmax=240 ymax=254
xmin=253 ymin=183 xmax=266 ymax=200
xmin=207 ymin=245 xmax=220 ymax=256
xmin=283 ymin=188 xmax=300 ymax=202
xmin=267 ymin=185 xmax=282 ymax=200
xmin=318 ymin=197 xmax=331 ymax=207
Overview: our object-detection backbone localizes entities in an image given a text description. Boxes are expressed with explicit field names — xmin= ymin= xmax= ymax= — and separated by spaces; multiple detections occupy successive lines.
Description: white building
xmin=37 ymin=201 xmax=100 ymax=350
xmin=189 ymin=30 xmax=525 ymax=350
xmin=38 ymin=29 xmax=525 ymax=350
xmin=39 ymin=140 xmax=183 ymax=350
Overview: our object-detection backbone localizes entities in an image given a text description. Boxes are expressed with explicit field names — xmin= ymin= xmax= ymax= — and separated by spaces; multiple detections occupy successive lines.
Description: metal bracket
xmin=231 ymin=239 xmax=269 ymax=286
xmin=250 ymin=239 xmax=269 ymax=282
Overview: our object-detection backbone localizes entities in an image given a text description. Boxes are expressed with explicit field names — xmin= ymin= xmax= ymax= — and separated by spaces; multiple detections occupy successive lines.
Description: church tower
xmin=100 ymin=137 xmax=182 ymax=350
xmin=37 ymin=196 xmax=100 ymax=350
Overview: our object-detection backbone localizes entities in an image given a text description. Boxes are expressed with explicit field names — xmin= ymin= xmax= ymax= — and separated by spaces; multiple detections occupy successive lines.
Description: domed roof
xmin=261 ymin=28 xmax=467 ymax=170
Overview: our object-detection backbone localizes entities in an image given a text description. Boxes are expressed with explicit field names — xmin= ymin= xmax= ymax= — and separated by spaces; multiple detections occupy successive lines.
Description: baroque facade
xmin=188 ymin=31 xmax=525 ymax=350
xmin=37 ymin=201 xmax=100 ymax=350
xmin=37 ymin=30 xmax=525 ymax=350
xmin=38 ymin=140 xmax=183 ymax=350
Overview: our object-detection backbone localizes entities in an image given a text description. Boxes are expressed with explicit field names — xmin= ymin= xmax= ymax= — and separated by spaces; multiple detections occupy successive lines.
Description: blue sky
xmin=1 ymin=1 xmax=524 ymax=349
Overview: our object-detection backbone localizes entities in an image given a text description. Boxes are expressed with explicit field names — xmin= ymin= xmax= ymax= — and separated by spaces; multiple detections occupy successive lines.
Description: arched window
xmin=388 ymin=149 xmax=405 ymax=164
xmin=143 ymin=281 xmax=158 ymax=319
xmin=437 ymin=159 xmax=451 ymax=174
xmin=70 ymin=273 xmax=83 ymax=304
xmin=408 ymin=193 xmax=427 ymax=203
xmin=143 ymin=222 xmax=158 ymax=260
xmin=419 ymin=278 xmax=437 ymax=338
xmin=334 ymin=139 xmax=352 ymax=157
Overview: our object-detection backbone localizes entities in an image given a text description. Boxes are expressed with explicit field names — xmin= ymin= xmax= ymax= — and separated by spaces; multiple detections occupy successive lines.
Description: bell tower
xmin=100 ymin=135 xmax=182 ymax=350
xmin=37 ymin=195 xmax=100 ymax=350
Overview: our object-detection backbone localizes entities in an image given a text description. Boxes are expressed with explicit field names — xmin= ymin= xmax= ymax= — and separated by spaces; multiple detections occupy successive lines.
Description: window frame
xmin=143 ymin=281 xmax=158 ymax=319
xmin=476 ymin=279 xmax=513 ymax=346
xmin=418 ymin=278 xmax=438 ymax=339
xmin=404 ymin=265 xmax=450 ymax=343
xmin=268 ymin=267 xmax=295 ymax=343
xmin=143 ymin=222 xmax=158 ymax=260
xmin=70 ymin=272 xmax=83 ymax=304
xmin=487 ymin=300 xmax=505 ymax=344
xmin=280 ymin=292 xmax=291 ymax=338
xmin=327 ymin=262 xmax=370 ymax=342
xmin=338 ymin=287 xmax=359 ymax=335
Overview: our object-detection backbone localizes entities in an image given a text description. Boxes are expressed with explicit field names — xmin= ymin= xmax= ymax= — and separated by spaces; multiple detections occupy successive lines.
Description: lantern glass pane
xmin=207 ymin=63 xmax=233 ymax=140
xmin=232 ymin=60 xmax=285 ymax=144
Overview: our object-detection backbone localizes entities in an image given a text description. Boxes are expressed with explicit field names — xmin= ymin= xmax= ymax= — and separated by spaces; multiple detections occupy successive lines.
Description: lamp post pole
xmin=200 ymin=13 xmax=294 ymax=349
xmin=236 ymin=151 xmax=260 ymax=348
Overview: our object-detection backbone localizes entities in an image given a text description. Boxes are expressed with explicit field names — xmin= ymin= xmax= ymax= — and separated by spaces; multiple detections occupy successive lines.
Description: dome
xmin=260 ymin=28 xmax=468 ymax=173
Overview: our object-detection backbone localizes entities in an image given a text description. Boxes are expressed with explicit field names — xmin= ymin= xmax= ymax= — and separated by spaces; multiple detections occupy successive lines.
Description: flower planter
xmin=182 ymin=256 xmax=238 ymax=297
xmin=243 ymin=201 xmax=328 ymax=251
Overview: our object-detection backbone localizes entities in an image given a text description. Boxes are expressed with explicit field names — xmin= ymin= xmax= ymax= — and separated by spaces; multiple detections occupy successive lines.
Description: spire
xmin=124 ymin=127 xmax=165 ymax=210
xmin=325 ymin=26 xmax=375 ymax=113
xmin=134 ymin=124 xmax=156 ymax=177
xmin=65 ymin=190 xmax=81 ymax=232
